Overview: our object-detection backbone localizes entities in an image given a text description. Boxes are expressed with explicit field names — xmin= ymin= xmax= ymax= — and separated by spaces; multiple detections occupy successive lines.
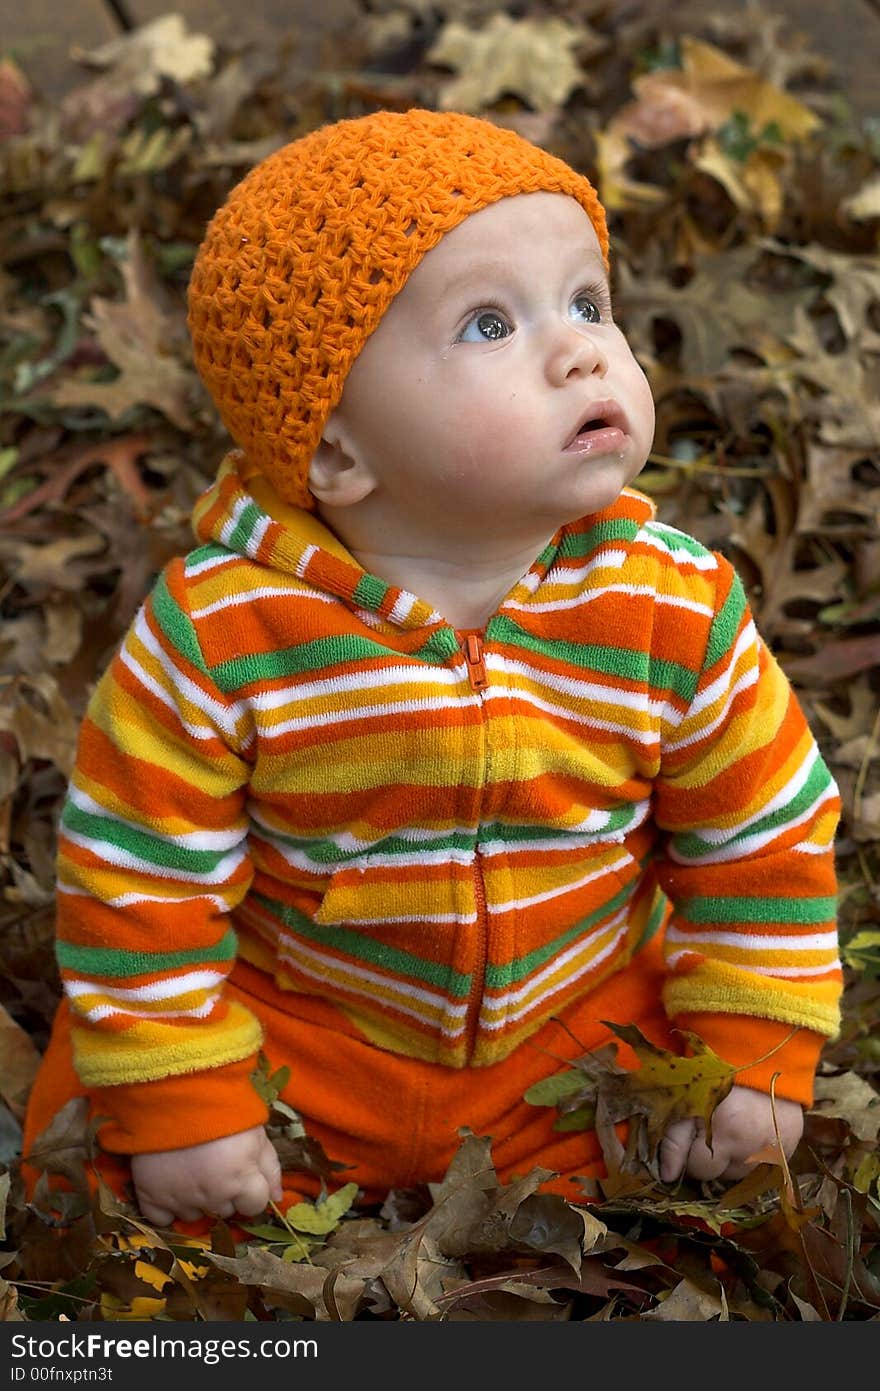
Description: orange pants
xmin=23 ymin=938 xmax=679 ymax=1215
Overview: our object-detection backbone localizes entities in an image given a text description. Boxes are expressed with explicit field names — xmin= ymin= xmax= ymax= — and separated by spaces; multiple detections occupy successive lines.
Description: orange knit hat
xmin=187 ymin=108 xmax=609 ymax=509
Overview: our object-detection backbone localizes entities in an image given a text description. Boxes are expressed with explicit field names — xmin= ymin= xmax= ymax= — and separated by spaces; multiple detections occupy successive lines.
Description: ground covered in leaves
xmin=1 ymin=0 xmax=879 ymax=1322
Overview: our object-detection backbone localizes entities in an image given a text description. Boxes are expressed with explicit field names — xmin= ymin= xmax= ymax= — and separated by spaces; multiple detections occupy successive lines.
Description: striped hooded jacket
xmin=55 ymin=451 xmax=842 ymax=1141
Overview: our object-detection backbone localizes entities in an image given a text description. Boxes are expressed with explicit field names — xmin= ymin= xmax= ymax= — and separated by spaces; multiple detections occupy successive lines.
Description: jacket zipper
xmin=461 ymin=631 xmax=489 ymax=1061
xmin=462 ymin=632 xmax=488 ymax=692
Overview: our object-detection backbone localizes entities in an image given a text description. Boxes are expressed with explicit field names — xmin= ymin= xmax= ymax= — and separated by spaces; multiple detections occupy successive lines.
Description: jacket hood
xmin=191 ymin=449 xmax=657 ymax=635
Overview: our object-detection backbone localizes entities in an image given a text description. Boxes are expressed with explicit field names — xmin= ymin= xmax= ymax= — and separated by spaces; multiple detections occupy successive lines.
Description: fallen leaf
xmin=72 ymin=15 xmax=215 ymax=96
xmin=641 ymin=1275 xmax=725 ymax=1321
xmin=614 ymin=37 xmax=821 ymax=148
xmin=50 ymin=231 xmax=196 ymax=432
xmin=428 ymin=14 xmax=598 ymax=113
xmin=598 ymin=1022 xmax=737 ymax=1159
xmin=811 ymin=1072 xmax=880 ymax=1142
xmin=0 ymin=1003 xmax=42 ymax=1117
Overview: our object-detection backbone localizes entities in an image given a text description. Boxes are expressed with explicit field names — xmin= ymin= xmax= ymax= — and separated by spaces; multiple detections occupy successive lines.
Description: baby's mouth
xmin=563 ymin=401 xmax=629 ymax=452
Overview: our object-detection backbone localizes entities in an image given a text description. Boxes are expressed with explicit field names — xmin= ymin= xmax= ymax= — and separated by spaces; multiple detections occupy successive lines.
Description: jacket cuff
xmin=92 ymin=1053 xmax=270 ymax=1154
xmin=673 ymin=1012 xmax=827 ymax=1107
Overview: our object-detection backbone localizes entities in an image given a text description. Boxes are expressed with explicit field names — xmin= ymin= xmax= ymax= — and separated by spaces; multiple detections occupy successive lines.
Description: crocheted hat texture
xmin=187 ymin=108 xmax=610 ymax=509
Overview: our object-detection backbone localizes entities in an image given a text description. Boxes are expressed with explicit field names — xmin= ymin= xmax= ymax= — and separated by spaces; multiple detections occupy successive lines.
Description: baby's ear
xmin=308 ymin=422 xmax=376 ymax=507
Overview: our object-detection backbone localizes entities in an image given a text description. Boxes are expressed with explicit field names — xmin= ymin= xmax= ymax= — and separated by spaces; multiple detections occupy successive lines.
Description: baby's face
xmin=323 ymin=191 xmax=655 ymax=541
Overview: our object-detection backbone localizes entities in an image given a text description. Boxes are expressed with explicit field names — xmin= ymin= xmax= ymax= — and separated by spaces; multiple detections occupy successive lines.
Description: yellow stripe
xmin=70 ymin=1001 xmax=263 ymax=1086
xmin=663 ymin=960 xmax=841 ymax=1036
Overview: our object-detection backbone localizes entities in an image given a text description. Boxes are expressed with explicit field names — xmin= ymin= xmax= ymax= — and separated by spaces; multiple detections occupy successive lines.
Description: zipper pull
xmin=463 ymin=633 xmax=488 ymax=692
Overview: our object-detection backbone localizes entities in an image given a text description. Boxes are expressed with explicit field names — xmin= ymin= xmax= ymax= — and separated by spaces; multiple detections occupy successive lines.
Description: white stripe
xmin=665 ymin=953 xmax=838 ymax=978
xmin=277 ymin=933 xmax=469 ymax=1034
xmin=479 ymin=814 xmax=651 ymax=856
xmin=56 ymin=882 xmax=233 ymax=911
xmin=481 ymin=917 xmax=630 ymax=1029
xmin=483 ymin=683 xmax=659 ymax=746
xmin=65 ymin=969 xmax=226 ymax=1003
xmin=216 ymin=495 xmax=250 ymax=547
xmin=639 ymin=524 xmax=719 ymax=570
xmin=505 ymin=586 xmax=713 ymax=618
xmin=255 ymin=692 xmax=482 ymax=739
xmin=681 ymin=621 xmax=757 ymax=719
xmin=77 ymin=995 xmax=220 ymax=1023
xmin=668 ymin=787 xmax=838 ymax=865
xmin=486 ymin=653 xmax=662 ymax=717
xmin=486 ymin=908 xmax=629 ymax=1012
xmin=295 ymin=544 xmax=318 ymax=579
xmin=66 ymin=784 xmax=247 ymax=852
xmin=191 ymin=586 xmax=335 ymax=618
xmin=263 ymin=845 xmax=475 ymax=874
xmin=791 ymin=838 xmax=836 ymax=854
xmin=542 ymin=548 xmax=628 ymax=585
xmin=353 ymin=608 xmax=388 ymax=630
xmin=61 ymin=828 xmax=249 ymax=885
xmin=129 ymin=605 xmax=249 ymax=742
xmin=249 ymin=660 xmax=464 ymax=714
xmin=688 ymin=746 xmax=821 ymax=846
xmin=665 ymin=926 xmax=839 ymax=952
xmin=487 ymin=853 xmax=631 ymax=914
xmin=247 ymin=816 xmax=476 ymax=859
xmin=389 ymin=590 xmax=418 ymax=625
xmin=662 ymin=666 xmax=760 ymax=754
xmin=185 ymin=551 xmax=239 ymax=577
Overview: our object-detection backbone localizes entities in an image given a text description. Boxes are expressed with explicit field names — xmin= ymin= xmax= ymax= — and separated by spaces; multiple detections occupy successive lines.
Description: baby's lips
xmin=562 ymin=396 xmax=630 ymax=449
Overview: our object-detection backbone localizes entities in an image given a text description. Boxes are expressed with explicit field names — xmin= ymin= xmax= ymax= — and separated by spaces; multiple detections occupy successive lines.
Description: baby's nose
xmin=544 ymin=323 xmax=608 ymax=384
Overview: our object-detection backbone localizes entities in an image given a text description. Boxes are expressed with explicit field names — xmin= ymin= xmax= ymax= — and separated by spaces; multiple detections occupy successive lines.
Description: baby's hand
xmin=658 ymin=1084 xmax=803 ymax=1184
xmin=130 ymin=1125 xmax=283 ymax=1225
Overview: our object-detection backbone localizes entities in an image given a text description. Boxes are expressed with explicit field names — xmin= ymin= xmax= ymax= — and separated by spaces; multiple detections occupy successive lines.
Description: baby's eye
xmin=569 ymin=293 xmax=603 ymax=325
xmin=458 ymin=310 xmax=512 ymax=343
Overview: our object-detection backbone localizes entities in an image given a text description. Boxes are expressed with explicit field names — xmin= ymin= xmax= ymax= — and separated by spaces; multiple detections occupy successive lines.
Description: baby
xmin=23 ymin=109 xmax=842 ymax=1226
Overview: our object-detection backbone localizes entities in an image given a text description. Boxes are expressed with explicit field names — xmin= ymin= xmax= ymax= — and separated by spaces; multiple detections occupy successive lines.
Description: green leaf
xmin=553 ymin=1103 xmax=597 ymax=1132
xmin=284 ymin=1182 xmax=359 ymax=1234
xmin=524 ymin=1071 xmax=585 ymax=1107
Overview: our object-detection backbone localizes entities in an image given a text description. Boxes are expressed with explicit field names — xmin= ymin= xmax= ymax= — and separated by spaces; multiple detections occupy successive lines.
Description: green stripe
xmin=480 ymin=807 xmax=636 ymax=843
xmin=212 ymin=633 xmax=405 ymax=689
xmin=256 ymin=893 xmax=472 ymax=997
xmin=672 ymin=759 xmax=833 ymax=860
xmin=56 ymin=928 xmax=238 ymax=978
xmin=685 ymin=895 xmax=838 ymax=925
xmin=186 ymin=543 xmax=231 ymax=568
xmin=484 ymin=881 xmax=633 ymax=990
xmin=227 ymin=501 xmax=268 ymax=555
xmin=62 ymin=802 xmax=233 ymax=875
xmin=353 ymin=573 xmax=389 ymax=610
xmin=703 ymin=569 xmax=747 ymax=672
xmin=266 ymin=828 xmax=477 ymax=867
xmin=559 ymin=517 xmax=640 ymax=558
xmin=644 ymin=523 xmax=710 ymax=559
xmin=415 ymin=629 xmax=462 ymax=663
xmin=638 ymin=888 xmax=670 ymax=948
xmin=489 ymin=614 xmax=699 ymax=701
xmin=150 ymin=570 xmax=209 ymax=675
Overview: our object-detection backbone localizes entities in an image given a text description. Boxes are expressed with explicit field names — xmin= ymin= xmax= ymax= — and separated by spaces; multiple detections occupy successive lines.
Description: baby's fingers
xmin=258 ymin=1139 xmax=283 ymax=1204
xmin=659 ymin=1118 xmax=697 ymax=1183
xmin=136 ymin=1198 xmax=177 ymax=1227
xmin=232 ymin=1169 xmax=274 ymax=1218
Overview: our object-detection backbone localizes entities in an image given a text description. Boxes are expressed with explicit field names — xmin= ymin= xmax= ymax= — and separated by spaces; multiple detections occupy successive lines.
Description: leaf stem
xmin=836 ymin=1187 xmax=854 ymax=1322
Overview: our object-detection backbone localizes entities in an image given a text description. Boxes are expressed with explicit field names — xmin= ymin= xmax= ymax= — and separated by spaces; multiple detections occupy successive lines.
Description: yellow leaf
xmin=593 ymin=128 xmax=666 ymax=214
xmin=614 ymin=36 xmax=820 ymax=147
xmin=842 ymin=173 xmax=880 ymax=222
xmin=284 ymin=1181 xmax=359 ymax=1234
xmin=599 ymin=1021 xmax=736 ymax=1154
xmin=428 ymin=14 xmax=597 ymax=114
xmin=694 ymin=139 xmax=787 ymax=230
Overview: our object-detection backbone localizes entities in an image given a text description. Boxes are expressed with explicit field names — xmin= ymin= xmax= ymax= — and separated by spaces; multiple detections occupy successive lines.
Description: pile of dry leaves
xmin=1 ymin=0 xmax=878 ymax=1321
